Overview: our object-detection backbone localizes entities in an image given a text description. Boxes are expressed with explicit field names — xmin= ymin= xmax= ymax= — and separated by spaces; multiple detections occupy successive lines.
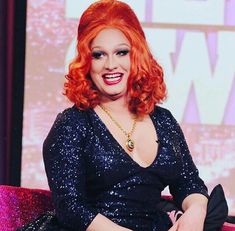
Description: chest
xmin=95 ymin=113 xmax=159 ymax=168
xmin=83 ymin=109 xmax=182 ymax=195
xmin=130 ymin=118 xmax=159 ymax=167
xmin=84 ymin=115 xmax=181 ymax=190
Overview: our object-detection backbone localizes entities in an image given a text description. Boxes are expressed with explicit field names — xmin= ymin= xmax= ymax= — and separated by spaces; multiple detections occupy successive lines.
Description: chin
xmin=103 ymin=91 xmax=126 ymax=100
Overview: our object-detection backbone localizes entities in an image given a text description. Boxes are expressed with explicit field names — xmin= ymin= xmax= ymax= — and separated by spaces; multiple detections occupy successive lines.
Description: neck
xmin=100 ymin=95 xmax=129 ymax=113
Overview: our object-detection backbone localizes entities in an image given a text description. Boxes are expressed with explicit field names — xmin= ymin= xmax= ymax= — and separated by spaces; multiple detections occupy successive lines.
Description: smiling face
xmin=90 ymin=28 xmax=131 ymax=102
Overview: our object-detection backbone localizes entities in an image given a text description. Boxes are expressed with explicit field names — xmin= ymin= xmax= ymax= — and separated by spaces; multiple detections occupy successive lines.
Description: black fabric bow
xmin=204 ymin=184 xmax=228 ymax=231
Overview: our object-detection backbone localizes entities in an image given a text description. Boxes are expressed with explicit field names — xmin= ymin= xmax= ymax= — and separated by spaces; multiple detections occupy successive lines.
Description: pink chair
xmin=0 ymin=185 xmax=53 ymax=230
xmin=0 ymin=185 xmax=234 ymax=231
xmin=223 ymin=223 xmax=235 ymax=231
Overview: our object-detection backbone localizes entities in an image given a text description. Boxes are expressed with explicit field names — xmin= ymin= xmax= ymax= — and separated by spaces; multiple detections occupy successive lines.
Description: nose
xmin=105 ymin=55 xmax=118 ymax=70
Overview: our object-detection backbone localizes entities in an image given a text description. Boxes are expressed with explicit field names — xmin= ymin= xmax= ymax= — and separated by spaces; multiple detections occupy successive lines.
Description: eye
xmin=91 ymin=51 xmax=105 ymax=59
xmin=116 ymin=49 xmax=130 ymax=56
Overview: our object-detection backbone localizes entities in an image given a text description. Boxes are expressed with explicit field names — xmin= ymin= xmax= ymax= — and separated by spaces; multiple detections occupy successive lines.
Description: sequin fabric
xmin=20 ymin=105 xmax=208 ymax=231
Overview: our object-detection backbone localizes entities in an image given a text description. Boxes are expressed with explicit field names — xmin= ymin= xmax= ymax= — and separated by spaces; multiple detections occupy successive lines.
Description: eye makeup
xmin=116 ymin=49 xmax=129 ymax=56
xmin=91 ymin=49 xmax=130 ymax=60
xmin=91 ymin=51 xmax=105 ymax=59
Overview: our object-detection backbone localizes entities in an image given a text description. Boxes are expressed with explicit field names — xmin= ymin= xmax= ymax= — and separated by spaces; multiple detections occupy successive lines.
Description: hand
xmin=168 ymin=204 xmax=206 ymax=231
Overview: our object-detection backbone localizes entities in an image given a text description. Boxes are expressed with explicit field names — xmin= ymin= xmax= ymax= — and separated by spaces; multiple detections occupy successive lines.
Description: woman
xmin=20 ymin=0 xmax=209 ymax=230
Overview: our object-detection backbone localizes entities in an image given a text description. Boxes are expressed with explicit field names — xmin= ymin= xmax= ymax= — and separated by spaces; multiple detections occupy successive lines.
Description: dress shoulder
xmin=43 ymin=105 xmax=90 ymax=151
xmin=151 ymin=105 xmax=176 ymax=125
xmin=53 ymin=105 xmax=88 ymax=127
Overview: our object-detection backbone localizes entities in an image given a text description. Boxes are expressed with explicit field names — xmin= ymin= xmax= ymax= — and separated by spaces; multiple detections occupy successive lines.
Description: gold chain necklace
xmin=99 ymin=105 xmax=137 ymax=152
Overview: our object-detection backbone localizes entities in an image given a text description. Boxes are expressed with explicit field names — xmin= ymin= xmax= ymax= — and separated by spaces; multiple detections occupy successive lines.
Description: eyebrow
xmin=91 ymin=43 xmax=130 ymax=50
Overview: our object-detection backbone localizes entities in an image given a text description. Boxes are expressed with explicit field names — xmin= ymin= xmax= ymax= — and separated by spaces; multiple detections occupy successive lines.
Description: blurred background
xmin=1 ymin=0 xmax=235 ymax=214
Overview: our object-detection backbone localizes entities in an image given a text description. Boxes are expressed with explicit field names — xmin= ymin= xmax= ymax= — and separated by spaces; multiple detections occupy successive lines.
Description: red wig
xmin=64 ymin=0 xmax=167 ymax=117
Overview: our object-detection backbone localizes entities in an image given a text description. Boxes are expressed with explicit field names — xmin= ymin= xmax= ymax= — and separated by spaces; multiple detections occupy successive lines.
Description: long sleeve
xmin=43 ymin=107 xmax=98 ymax=231
xmin=165 ymin=110 xmax=208 ymax=209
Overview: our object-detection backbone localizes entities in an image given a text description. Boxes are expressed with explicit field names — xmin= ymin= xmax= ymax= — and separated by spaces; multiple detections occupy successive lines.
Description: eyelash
xmin=116 ymin=50 xmax=129 ymax=56
xmin=91 ymin=49 xmax=130 ymax=60
xmin=91 ymin=51 xmax=105 ymax=59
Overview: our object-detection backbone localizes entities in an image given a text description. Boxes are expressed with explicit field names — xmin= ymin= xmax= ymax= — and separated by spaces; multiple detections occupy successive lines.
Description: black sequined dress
xmin=19 ymin=106 xmax=208 ymax=231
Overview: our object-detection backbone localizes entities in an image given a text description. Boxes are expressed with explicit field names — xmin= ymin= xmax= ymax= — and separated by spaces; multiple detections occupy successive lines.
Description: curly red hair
xmin=64 ymin=0 xmax=167 ymax=117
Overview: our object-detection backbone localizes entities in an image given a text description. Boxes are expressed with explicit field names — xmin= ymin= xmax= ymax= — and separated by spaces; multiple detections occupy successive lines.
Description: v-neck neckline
xmin=90 ymin=108 xmax=161 ymax=169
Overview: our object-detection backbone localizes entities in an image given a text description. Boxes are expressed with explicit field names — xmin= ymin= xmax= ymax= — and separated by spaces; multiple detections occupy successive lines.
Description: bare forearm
xmin=86 ymin=213 xmax=132 ymax=231
xmin=182 ymin=193 xmax=208 ymax=212
xmin=169 ymin=194 xmax=208 ymax=231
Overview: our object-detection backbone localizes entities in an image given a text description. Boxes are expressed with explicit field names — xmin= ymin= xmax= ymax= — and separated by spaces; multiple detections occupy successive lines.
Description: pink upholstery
xmin=0 ymin=185 xmax=53 ymax=230
xmin=223 ymin=223 xmax=235 ymax=231
xmin=0 ymin=185 xmax=234 ymax=231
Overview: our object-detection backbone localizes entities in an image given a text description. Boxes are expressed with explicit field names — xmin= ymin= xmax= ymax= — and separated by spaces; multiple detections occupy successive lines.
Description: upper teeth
xmin=104 ymin=73 xmax=122 ymax=78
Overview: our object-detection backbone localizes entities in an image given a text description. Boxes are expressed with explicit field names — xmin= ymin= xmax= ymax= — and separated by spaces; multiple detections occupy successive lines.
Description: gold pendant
xmin=126 ymin=138 xmax=134 ymax=152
